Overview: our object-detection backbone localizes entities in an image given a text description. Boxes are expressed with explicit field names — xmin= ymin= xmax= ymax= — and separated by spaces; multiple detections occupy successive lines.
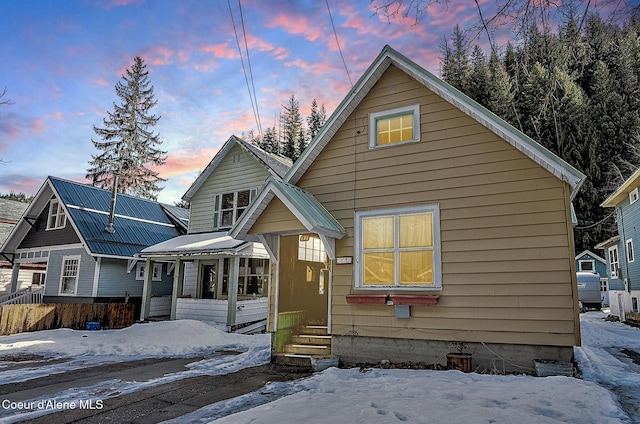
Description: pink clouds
xmin=201 ymin=41 xmax=237 ymax=60
xmin=265 ymin=12 xmax=328 ymax=43
xmin=142 ymin=45 xmax=176 ymax=66
xmin=154 ymin=147 xmax=221 ymax=180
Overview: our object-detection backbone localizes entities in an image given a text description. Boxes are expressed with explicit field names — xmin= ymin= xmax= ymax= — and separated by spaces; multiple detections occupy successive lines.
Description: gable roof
xmin=0 ymin=199 xmax=29 ymax=246
xmin=575 ymin=250 xmax=606 ymax=263
xmin=1 ymin=177 xmax=186 ymax=258
xmin=230 ymin=177 xmax=346 ymax=242
xmin=286 ymin=45 xmax=585 ymax=199
xmin=182 ymin=135 xmax=292 ymax=202
xmin=601 ymin=167 xmax=640 ymax=207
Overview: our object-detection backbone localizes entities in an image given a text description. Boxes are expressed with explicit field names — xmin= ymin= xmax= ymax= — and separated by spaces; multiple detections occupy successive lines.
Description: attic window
xmin=213 ymin=189 xmax=257 ymax=230
xmin=46 ymin=199 xmax=67 ymax=230
xmin=630 ymin=188 xmax=639 ymax=204
xmin=369 ymin=104 xmax=420 ymax=148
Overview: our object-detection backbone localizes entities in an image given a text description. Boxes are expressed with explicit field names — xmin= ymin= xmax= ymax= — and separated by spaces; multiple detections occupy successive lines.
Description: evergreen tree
xmin=468 ymin=45 xmax=490 ymax=104
xmin=486 ymin=51 xmax=517 ymax=124
xmin=307 ymin=98 xmax=327 ymax=141
xmin=440 ymin=25 xmax=471 ymax=92
xmin=280 ymin=94 xmax=302 ymax=161
xmin=86 ymin=56 xmax=166 ymax=201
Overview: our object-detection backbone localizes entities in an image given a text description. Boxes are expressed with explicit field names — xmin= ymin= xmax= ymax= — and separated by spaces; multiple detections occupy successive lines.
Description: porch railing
xmin=0 ymin=287 xmax=45 ymax=306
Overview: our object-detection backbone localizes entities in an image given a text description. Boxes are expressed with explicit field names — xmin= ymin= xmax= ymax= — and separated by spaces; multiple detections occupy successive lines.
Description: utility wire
xmin=228 ymin=0 xmax=262 ymax=138
xmin=238 ymin=0 xmax=263 ymax=137
xmin=325 ymin=0 xmax=353 ymax=87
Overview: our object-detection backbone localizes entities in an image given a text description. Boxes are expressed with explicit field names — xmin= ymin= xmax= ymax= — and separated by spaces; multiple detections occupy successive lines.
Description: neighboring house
xmin=0 ymin=177 xmax=187 ymax=314
xmin=0 ymin=198 xmax=45 ymax=296
xmin=137 ymin=136 xmax=292 ymax=330
xmin=230 ymin=45 xmax=585 ymax=372
xmin=595 ymin=167 xmax=640 ymax=321
xmin=575 ymin=250 xmax=609 ymax=306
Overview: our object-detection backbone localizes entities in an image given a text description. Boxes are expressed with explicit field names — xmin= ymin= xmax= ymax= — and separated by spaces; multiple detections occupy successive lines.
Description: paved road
xmin=0 ymin=357 xmax=311 ymax=423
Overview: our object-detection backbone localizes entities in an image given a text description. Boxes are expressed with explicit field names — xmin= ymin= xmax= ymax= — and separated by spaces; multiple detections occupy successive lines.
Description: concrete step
xmin=283 ymin=343 xmax=331 ymax=356
xmin=292 ymin=334 xmax=332 ymax=345
xmin=274 ymin=354 xmax=313 ymax=368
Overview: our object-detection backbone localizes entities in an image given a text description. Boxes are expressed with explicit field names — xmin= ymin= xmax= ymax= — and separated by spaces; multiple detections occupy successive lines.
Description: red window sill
xmin=345 ymin=294 xmax=388 ymax=304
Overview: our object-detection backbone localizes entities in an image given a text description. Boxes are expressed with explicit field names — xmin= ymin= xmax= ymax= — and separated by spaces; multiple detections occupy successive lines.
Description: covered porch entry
xmin=273 ymin=234 xmax=331 ymax=360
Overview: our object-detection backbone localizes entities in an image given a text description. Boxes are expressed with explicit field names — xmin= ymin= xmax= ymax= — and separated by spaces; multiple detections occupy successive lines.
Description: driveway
xmin=0 ymin=354 xmax=311 ymax=423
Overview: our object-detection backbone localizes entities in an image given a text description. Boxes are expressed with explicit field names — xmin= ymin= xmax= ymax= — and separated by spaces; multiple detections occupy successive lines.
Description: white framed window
xmin=213 ymin=189 xmax=257 ymax=230
xmin=355 ymin=204 xmax=441 ymax=290
xmin=221 ymin=257 xmax=269 ymax=297
xmin=609 ymin=245 xmax=619 ymax=279
xmin=578 ymin=260 xmax=595 ymax=272
xmin=600 ymin=278 xmax=608 ymax=293
xmin=630 ymin=188 xmax=639 ymax=204
xmin=298 ymin=235 xmax=327 ymax=263
xmin=135 ymin=262 xmax=163 ymax=281
xmin=626 ymin=239 xmax=635 ymax=263
xmin=59 ymin=255 xmax=80 ymax=295
xmin=46 ymin=199 xmax=67 ymax=230
xmin=369 ymin=104 xmax=420 ymax=148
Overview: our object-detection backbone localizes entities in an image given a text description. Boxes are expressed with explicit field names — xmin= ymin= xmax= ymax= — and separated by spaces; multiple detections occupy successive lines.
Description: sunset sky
xmin=0 ymin=0 xmax=621 ymax=204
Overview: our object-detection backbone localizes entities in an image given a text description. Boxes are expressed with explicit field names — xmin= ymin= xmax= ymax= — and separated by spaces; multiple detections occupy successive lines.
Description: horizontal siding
xmin=189 ymin=143 xmax=272 ymax=234
xmin=44 ymin=248 xmax=95 ymax=297
xmin=293 ymin=65 xmax=578 ymax=347
xmin=250 ymin=197 xmax=306 ymax=234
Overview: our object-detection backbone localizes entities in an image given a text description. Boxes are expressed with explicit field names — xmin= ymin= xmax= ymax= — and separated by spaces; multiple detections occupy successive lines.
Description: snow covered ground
xmin=0 ymin=312 xmax=638 ymax=423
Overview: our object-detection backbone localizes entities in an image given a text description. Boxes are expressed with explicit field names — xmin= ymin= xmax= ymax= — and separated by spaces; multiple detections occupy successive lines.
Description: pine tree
xmin=440 ymin=25 xmax=471 ymax=92
xmin=307 ymin=98 xmax=327 ymax=141
xmin=280 ymin=94 xmax=302 ymax=161
xmin=86 ymin=56 xmax=166 ymax=201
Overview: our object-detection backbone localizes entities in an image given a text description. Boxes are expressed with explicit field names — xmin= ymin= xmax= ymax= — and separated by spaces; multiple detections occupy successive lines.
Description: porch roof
xmin=137 ymin=231 xmax=252 ymax=257
xmin=230 ymin=177 xmax=347 ymax=241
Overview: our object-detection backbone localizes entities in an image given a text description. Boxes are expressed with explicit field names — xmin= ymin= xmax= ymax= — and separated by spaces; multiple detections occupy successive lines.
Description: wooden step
xmin=283 ymin=343 xmax=331 ymax=356
xmin=274 ymin=353 xmax=313 ymax=368
xmin=292 ymin=334 xmax=332 ymax=345
xmin=301 ymin=325 xmax=328 ymax=335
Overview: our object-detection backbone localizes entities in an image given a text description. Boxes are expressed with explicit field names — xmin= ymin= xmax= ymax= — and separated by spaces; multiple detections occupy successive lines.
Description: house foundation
xmin=332 ymin=335 xmax=574 ymax=375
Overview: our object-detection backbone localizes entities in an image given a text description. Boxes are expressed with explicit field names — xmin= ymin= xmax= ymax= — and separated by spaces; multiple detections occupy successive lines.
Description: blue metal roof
xmin=49 ymin=177 xmax=184 ymax=257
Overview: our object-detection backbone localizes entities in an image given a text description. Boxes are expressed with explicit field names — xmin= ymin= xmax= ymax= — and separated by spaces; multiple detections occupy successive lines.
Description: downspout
xmin=105 ymin=173 xmax=118 ymax=234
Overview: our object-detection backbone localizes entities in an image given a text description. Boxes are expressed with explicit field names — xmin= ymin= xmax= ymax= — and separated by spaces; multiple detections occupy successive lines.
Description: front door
xmin=201 ymin=263 xmax=217 ymax=299
xmin=274 ymin=234 xmax=329 ymax=353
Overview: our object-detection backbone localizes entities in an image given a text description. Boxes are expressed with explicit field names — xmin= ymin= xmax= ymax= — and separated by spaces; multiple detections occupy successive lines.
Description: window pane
xmin=363 ymin=252 xmax=394 ymax=285
xmin=237 ymin=191 xmax=250 ymax=207
xmin=400 ymin=213 xmax=432 ymax=248
xmin=221 ymin=211 xmax=233 ymax=227
xmin=363 ymin=216 xmax=394 ymax=249
xmin=221 ymin=193 xmax=235 ymax=209
xmin=377 ymin=114 xmax=414 ymax=146
xmin=400 ymin=250 xmax=434 ymax=285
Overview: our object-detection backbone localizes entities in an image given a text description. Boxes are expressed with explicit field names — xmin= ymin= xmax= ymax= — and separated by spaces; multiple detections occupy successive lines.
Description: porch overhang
xmin=230 ymin=177 xmax=347 ymax=259
xmin=136 ymin=232 xmax=268 ymax=260
xmin=594 ymin=235 xmax=621 ymax=250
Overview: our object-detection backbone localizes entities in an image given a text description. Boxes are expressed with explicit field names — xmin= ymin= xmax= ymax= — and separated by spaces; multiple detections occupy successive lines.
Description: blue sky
xmin=0 ymin=0 xmax=618 ymax=204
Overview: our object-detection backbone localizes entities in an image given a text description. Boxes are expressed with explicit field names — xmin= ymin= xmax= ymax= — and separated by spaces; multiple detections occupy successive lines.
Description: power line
xmin=238 ymin=0 xmax=263 ymax=137
xmin=228 ymin=0 xmax=262 ymax=138
xmin=325 ymin=0 xmax=353 ymax=87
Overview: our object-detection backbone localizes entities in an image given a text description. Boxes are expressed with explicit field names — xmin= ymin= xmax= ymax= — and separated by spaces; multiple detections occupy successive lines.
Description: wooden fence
xmin=0 ymin=303 xmax=136 ymax=336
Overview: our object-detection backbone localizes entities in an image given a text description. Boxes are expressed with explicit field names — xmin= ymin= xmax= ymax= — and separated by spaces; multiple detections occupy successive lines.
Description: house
xmin=575 ymin=250 xmax=609 ymax=306
xmin=230 ymin=45 xmax=586 ymax=372
xmin=595 ymin=167 xmax=640 ymax=320
xmin=0 ymin=198 xmax=46 ymax=297
xmin=137 ymin=136 xmax=292 ymax=330
xmin=0 ymin=177 xmax=187 ymax=314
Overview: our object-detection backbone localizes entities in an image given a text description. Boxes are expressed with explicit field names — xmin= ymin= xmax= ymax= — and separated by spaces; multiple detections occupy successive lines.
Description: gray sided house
xmin=0 ymin=198 xmax=46 ymax=296
xmin=138 ymin=136 xmax=292 ymax=330
xmin=0 ymin=177 xmax=187 ymax=313
xmin=596 ymin=168 xmax=640 ymax=320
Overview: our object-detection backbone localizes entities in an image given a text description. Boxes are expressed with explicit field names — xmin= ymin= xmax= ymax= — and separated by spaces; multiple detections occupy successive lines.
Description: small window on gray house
xmin=46 ymin=199 xmax=67 ymax=230
xmin=579 ymin=260 xmax=594 ymax=272
xmin=213 ymin=189 xmax=257 ymax=230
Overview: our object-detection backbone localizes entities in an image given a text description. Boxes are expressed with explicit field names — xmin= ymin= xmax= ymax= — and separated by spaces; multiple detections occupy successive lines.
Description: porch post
xmin=170 ymin=257 xmax=184 ymax=320
xmin=226 ymin=256 xmax=239 ymax=328
xmin=9 ymin=262 xmax=20 ymax=293
xmin=139 ymin=258 xmax=153 ymax=321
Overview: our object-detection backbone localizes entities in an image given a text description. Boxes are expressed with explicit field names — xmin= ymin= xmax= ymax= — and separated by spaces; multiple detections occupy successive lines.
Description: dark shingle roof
xmin=0 ymin=199 xmax=29 ymax=245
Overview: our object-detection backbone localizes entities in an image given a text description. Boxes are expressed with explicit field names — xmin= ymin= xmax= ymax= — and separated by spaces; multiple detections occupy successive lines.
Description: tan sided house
xmin=230 ymin=46 xmax=585 ymax=372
